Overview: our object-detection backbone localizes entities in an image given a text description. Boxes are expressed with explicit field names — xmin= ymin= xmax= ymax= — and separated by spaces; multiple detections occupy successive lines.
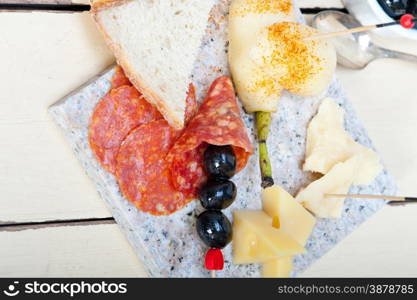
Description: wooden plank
xmin=4 ymin=0 xmax=344 ymax=7
xmin=48 ymin=3 xmax=397 ymax=278
xmin=302 ymin=205 xmax=417 ymax=277
xmin=0 ymin=0 xmax=417 ymax=278
xmin=1 ymin=205 xmax=416 ymax=277
xmin=0 ymin=2 xmax=345 ymax=224
xmin=1 ymin=0 xmax=344 ymax=7
xmin=0 ymin=223 xmax=147 ymax=277
xmin=337 ymin=59 xmax=417 ymax=196
xmin=0 ymin=12 xmax=114 ymax=223
xmin=298 ymin=0 xmax=344 ymax=9
xmin=0 ymin=0 xmax=73 ymax=4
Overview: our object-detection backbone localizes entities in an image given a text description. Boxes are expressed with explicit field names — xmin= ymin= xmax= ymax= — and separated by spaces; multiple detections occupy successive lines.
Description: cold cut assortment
xmin=83 ymin=0 xmax=388 ymax=278
xmin=89 ymin=71 xmax=253 ymax=216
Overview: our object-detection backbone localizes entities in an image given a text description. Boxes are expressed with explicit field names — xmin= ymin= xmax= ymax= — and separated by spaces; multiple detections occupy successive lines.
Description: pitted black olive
xmin=203 ymin=145 xmax=236 ymax=179
xmin=199 ymin=179 xmax=237 ymax=210
xmin=196 ymin=210 xmax=232 ymax=249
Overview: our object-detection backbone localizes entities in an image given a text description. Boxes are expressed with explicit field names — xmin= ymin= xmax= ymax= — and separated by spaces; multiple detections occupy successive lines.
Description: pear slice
xmin=228 ymin=0 xmax=296 ymax=112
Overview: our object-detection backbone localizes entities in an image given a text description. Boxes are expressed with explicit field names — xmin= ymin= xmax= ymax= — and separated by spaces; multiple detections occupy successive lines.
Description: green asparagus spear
xmin=255 ymin=111 xmax=274 ymax=188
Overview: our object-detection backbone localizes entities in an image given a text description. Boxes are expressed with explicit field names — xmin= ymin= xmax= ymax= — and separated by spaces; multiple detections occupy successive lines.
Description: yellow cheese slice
xmin=233 ymin=216 xmax=277 ymax=264
xmin=262 ymin=185 xmax=316 ymax=246
xmin=233 ymin=210 xmax=305 ymax=264
xmin=262 ymin=257 xmax=293 ymax=278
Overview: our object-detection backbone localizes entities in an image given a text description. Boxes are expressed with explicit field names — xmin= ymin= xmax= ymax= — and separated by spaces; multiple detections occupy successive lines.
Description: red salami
xmin=167 ymin=76 xmax=253 ymax=196
xmin=116 ymin=120 xmax=193 ymax=215
xmin=89 ymin=85 xmax=162 ymax=174
xmin=91 ymin=71 xmax=252 ymax=216
xmin=185 ymin=84 xmax=198 ymax=122
xmin=114 ymin=85 xmax=198 ymax=215
xmin=111 ymin=66 xmax=132 ymax=89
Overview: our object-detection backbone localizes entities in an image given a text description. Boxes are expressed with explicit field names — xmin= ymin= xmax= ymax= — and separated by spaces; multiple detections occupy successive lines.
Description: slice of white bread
xmin=91 ymin=0 xmax=214 ymax=129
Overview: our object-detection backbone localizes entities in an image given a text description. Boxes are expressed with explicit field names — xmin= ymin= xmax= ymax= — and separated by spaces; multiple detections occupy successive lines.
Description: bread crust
xmin=91 ymin=0 xmax=185 ymax=130
xmin=91 ymin=0 xmax=135 ymax=13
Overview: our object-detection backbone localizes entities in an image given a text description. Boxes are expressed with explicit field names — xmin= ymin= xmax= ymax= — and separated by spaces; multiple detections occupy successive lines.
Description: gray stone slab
xmin=49 ymin=0 xmax=397 ymax=277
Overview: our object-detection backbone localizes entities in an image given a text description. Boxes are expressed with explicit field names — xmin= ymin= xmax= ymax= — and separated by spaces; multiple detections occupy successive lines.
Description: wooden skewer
xmin=305 ymin=17 xmax=417 ymax=41
xmin=326 ymin=194 xmax=417 ymax=206
xmin=305 ymin=25 xmax=380 ymax=41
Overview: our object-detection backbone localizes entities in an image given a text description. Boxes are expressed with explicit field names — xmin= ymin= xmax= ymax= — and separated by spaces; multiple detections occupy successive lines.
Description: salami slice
xmin=89 ymin=85 xmax=162 ymax=174
xmin=116 ymin=120 xmax=192 ymax=215
xmin=111 ymin=66 xmax=132 ymax=89
xmin=114 ymin=84 xmax=198 ymax=215
xmin=185 ymin=84 xmax=198 ymax=123
xmin=167 ymin=76 xmax=254 ymax=196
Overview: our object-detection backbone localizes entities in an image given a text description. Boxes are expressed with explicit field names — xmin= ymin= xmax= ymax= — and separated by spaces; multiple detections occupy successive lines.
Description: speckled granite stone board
xmin=49 ymin=0 xmax=397 ymax=277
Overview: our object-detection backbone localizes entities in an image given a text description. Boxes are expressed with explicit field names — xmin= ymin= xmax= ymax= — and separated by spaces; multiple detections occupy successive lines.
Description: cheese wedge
xmin=262 ymin=185 xmax=315 ymax=277
xmin=262 ymin=185 xmax=316 ymax=246
xmin=296 ymin=155 xmax=362 ymax=218
xmin=233 ymin=215 xmax=278 ymax=264
xmin=304 ymin=98 xmax=382 ymax=180
xmin=298 ymin=98 xmax=383 ymax=218
xmin=262 ymin=257 xmax=293 ymax=278
xmin=233 ymin=210 xmax=305 ymax=264
xmin=352 ymin=148 xmax=383 ymax=185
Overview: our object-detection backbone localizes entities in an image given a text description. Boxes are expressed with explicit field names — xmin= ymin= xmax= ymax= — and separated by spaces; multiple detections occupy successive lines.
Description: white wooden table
xmin=1 ymin=0 xmax=417 ymax=277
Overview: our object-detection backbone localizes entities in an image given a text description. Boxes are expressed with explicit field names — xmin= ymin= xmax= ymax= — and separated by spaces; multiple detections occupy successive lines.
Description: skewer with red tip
xmin=197 ymin=145 xmax=238 ymax=278
xmin=306 ymin=14 xmax=417 ymax=41
xmin=205 ymin=248 xmax=224 ymax=278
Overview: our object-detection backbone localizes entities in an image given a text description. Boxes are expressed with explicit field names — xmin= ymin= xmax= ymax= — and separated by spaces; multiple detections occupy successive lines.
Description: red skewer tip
xmin=205 ymin=248 xmax=224 ymax=271
xmin=400 ymin=14 xmax=415 ymax=29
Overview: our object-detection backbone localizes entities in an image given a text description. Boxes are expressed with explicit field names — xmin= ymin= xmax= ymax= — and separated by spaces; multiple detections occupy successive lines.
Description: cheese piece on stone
xmin=262 ymin=185 xmax=316 ymax=245
xmin=304 ymin=98 xmax=382 ymax=178
xmin=299 ymin=98 xmax=383 ymax=218
xmin=352 ymin=148 xmax=383 ymax=185
xmin=297 ymin=155 xmax=365 ymax=218
xmin=262 ymin=257 xmax=293 ymax=278
xmin=262 ymin=185 xmax=315 ymax=277
xmin=233 ymin=215 xmax=279 ymax=264
xmin=233 ymin=210 xmax=305 ymax=264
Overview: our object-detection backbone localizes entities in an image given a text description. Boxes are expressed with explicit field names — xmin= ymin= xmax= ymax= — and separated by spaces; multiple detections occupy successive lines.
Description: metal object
xmin=312 ymin=11 xmax=417 ymax=69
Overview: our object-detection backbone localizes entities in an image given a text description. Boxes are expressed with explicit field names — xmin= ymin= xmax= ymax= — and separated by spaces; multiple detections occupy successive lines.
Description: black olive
xmin=196 ymin=210 xmax=232 ymax=249
xmin=203 ymin=145 xmax=236 ymax=179
xmin=199 ymin=179 xmax=237 ymax=210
